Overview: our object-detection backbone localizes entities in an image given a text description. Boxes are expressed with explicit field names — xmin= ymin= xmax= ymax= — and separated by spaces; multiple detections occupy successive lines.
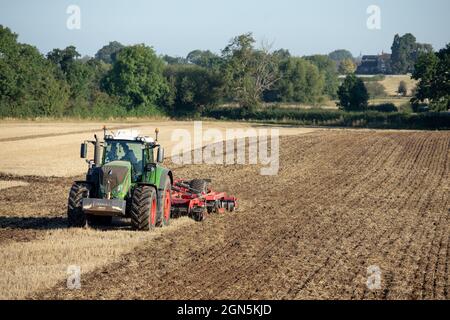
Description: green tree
xmin=272 ymin=57 xmax=324 ymax=104
xmin=186 ymin=50 xmax=221 ymax=69
xmin=67 ymin=58 xmax=116 ymax=117
xmin=102 ymin=44 xmax=169 ymax=111
xmin=221 ymin=33 xmax=279 ymax=110
xmin=0 ymin=25 xmax=69 ymax=117
xmin=338 ymin=58 xmax=356 ymax=75
xmin=391 ymin=33 xmax=433 ymax=74
xmin=47 ymin=46 xmax=80 ymax=75
xmin=337 ymin=75 xmax=369 ymax=111
xmin=67 ymin=61 xmax=95 ymax=95
xmin=47 ymin=46 xmax=110 ymax=113
xmin=273 ymin=49 xmax=291 ymax=61
xmin=304 ymin=55 xmax=339 ymax=99
xmin=95 ymin=41 xmax=124 ymax=64
xmin=411 ymin=44 xmax=450 ymax=111
xmin=164 ymin=65 xmax=223 ymax=115
xmin=328 ymin=49 xmax=354 ymax=62
xmin=162 ymin=55 xmax=187 ymax=65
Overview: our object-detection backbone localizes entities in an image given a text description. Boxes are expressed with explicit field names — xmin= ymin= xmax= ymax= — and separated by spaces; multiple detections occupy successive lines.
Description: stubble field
xmin=0 ymin=120 xmax=448 ymax=299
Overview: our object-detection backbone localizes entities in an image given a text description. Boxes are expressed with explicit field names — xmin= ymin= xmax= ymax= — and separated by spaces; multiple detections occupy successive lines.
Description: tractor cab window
xmin=104 ymin=141 xmax=144 ymax=180
xmin=146 ymin=147 xmax=154 ymax=164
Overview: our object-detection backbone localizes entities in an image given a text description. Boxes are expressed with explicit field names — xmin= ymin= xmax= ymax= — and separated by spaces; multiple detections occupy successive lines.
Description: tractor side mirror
xmin=80 ymin=142 xmax=88 ymax=159
xmin=156 ymin=147 xmax=164 ymax=163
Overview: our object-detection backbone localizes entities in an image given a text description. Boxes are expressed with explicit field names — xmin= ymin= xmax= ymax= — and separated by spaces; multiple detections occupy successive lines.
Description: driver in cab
xmin=120 ymin=143 xmax=142 ymax=180
xmin=120 ymin=143 xmax=138 ymax=164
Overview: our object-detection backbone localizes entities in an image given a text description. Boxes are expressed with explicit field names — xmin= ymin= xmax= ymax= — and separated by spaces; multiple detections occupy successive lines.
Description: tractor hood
xmin=99 ymin=161 xmax=131 ymax=199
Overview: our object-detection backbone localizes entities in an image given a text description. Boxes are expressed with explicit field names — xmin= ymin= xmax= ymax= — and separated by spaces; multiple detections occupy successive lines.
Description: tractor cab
xmin=102 ymin=130 xmax=159 ymax=182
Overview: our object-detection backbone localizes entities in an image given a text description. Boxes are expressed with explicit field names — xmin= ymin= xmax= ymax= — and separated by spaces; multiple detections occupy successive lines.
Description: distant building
xmin=356 ymin=53 xmax=392 ymax=74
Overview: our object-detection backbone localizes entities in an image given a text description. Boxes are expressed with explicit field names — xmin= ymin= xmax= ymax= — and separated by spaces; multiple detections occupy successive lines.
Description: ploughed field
xmin=0 ymin=124 xmax=448 ymax=299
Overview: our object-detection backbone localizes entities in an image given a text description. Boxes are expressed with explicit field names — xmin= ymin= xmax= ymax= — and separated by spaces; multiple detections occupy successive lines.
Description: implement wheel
xmin=191 ymin=207 xmax=207 ymax=222
xmin=131 ymin=185 xmax=157 ymax=231
xmin=189 ymin=179 xmax=208 ymax=195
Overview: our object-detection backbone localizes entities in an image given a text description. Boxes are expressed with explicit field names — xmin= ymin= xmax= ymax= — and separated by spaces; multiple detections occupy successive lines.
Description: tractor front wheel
xmin=67 ymin=182 xmax=90 ymax=227
xmin=131 ymin=185 xmax=157 ymax=231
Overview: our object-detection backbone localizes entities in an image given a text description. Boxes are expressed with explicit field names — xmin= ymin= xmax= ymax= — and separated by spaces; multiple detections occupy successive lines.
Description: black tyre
xmin=207 ymin=200 xmax=220 ymax=214
xmin=189 ymin=179 xmax=208 ymax=195
xmin=125 ymin=191 xmax=134 ymax=218
xmin=191 ymin=207 xmax=207 ymax=222
xmin=130 ymin=185 xmax=157 ymax=231
xmin=157 ymin=178 xmax=172 ymax=227
xmin=227 ymin=202 xmax=236 ymax=212
xmin=67 ymin=183 xmax=90 ymax=227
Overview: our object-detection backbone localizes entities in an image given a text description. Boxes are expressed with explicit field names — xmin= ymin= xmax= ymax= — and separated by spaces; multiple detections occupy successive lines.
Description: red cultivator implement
xmin=171 ymin=179 xmax=238 ymax=221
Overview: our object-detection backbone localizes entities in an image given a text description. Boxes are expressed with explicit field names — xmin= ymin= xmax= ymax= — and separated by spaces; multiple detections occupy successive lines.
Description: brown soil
xmin=25 ymin=130 xmax=449 ymax=300
xmin=0 ymin=174 xmax=72 ymax=245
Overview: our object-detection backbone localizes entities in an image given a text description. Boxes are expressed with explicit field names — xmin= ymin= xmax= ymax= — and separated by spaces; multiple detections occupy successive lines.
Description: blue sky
xmin=0 ymin=0 xmax=449 ymax=57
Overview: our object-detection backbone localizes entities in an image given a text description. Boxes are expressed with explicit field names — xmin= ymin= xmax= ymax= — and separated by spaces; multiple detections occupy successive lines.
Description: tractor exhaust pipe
xmin=94 ymin=134 xmax=101 ymax=167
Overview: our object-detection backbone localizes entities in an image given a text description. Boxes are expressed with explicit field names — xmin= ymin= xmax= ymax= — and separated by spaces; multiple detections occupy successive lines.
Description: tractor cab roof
xmin=105 ymin=129 xmax=155 ymax=144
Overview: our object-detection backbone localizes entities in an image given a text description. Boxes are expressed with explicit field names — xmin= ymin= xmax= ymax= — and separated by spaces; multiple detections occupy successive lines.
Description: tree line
xmin=0 ymin=25 xmax=448 ymax=118
xmin=0 ymin=26 xmax=339 ymax=118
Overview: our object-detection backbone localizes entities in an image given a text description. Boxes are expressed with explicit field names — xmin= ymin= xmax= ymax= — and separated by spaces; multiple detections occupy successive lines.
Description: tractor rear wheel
xmin=67 ymin=182 xmax=90 ymax=227
xmin=158 ymin=179 xmax=172 ymax=227
xmin=189 ymin=179 xmax=208 ymax=195
xmin=130 ymin=185 xmax=157 ymax=231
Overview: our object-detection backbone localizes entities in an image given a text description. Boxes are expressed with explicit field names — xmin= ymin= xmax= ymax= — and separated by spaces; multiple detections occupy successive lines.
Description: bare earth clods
xmin=32 ymin=130 xmax=449 ymax=300
xmin=0 ymin=174 xmax=72 ymax=245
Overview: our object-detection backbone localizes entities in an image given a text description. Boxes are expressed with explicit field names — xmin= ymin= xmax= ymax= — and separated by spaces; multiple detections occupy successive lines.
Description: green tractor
xmin=67 ymin=128 xmax=173 ymax=231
